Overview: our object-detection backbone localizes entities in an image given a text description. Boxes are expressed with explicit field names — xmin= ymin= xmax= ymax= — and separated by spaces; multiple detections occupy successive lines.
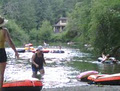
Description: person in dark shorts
xmin=0 ymin=49 xmax=7 ymax=63
xmin=0 ymin=16 xmax=19 ymax=91
xmin=31 ymin=46 xmax=46 ymax=78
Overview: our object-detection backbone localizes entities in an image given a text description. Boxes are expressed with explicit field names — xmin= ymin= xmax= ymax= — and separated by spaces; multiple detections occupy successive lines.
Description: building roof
xmin=53 ymin=17 xmax=67 ymax=27
xmin=59 ymin=17 xmax=67 ymax=20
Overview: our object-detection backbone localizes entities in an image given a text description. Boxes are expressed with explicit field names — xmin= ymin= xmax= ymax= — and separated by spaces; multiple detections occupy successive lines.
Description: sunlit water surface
xmin=4 ymin=47 xmax=120 ymax=88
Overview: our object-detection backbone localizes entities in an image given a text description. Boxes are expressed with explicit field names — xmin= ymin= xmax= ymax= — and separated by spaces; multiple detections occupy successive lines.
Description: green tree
xmin=89 ymin=0 xmax=120 ymax=55
xmin=65 ymin=0 xmax=91 ymax=44
xmin=29 ymin=28 xmax=39 ymax=45
xmin=7 ymin=20 xmax=29 ymax=45
xmin=1 ymin=0 xmax=37 ymax=33
xmin=38 ymin=20 xmax=53 ymax=42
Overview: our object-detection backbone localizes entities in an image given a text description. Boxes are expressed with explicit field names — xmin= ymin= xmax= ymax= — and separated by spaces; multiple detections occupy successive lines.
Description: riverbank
xmin=42 ymin=85 xmax=120 ymax=91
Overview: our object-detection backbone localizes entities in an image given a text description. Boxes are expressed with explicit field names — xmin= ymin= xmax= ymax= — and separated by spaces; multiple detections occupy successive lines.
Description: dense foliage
xmin=65 ymin=0 xmax=120 ymax=57
xmin=0 ymin=0 xmax=80 ymax=45
xmin=0 ymin=0 xmax=120 ymax=57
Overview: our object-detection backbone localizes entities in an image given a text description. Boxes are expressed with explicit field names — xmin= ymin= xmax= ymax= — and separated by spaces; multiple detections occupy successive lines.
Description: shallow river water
xmin=4 ymin=47 xmax=120 ymax=89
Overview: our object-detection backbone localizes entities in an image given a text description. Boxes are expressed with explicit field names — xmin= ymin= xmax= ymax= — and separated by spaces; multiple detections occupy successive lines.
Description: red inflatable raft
xmin=76 ymin=70 xmax=98 ymax=81
xmin=2 ymin=80 xmax=43 ymax=91
xmin=42 ymin=49 xmax=49 ymax=53
xmin=88 ymin=73 xmax=120 ymax=85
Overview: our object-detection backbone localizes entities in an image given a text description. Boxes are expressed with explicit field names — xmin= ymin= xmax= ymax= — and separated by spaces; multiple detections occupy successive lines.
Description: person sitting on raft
xmin=101 ymin=53 xmax=110 ymax=63
xmin=98 ymin=53 xmax=117 ymax=63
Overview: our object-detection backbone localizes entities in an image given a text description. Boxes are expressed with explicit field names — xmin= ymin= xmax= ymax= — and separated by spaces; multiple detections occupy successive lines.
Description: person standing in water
xmin=0 ymin=16 xmax=19 ymax=91
xmin=31 ymin=46 xmax=46 ymax=78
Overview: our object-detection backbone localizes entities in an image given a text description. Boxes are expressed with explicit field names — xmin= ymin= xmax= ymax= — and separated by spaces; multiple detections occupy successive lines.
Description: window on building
xmin=61 ymin=19 xmax=66 ymax=23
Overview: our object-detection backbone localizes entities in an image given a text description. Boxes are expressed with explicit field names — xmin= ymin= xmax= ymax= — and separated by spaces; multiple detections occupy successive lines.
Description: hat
xmin=0 ymin=16 xmax=8 ymax=27
xmin=36 ymin=46 xmax=43 ymax=51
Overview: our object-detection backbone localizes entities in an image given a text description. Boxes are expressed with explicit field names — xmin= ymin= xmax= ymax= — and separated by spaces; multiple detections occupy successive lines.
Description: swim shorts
xmin=32 ymin=65 xmax=44 ymax=72
xmin=0 ymin=48 xmax=7 ymax=63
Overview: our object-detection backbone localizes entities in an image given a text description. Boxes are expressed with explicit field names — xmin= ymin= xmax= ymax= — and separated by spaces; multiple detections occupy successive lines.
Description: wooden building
xmin=53 ymin=17 xmax=67 ymax=33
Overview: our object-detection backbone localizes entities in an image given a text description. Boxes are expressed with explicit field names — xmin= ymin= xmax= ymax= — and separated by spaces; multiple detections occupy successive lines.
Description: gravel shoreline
xmin=41 ymin=85 xmax=120 ymax=91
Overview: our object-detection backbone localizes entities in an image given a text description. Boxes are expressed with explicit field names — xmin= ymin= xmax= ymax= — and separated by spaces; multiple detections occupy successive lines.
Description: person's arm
xmin=43 ymin=58 xmax=46 ymax=65
xmin=42 ymin=54 xmax=46 ymax=64
xmin=4 ymin=28 xmax=19 ymax=59
xmin=102 ymin=53 xmax=105 ymax=59
xmin=32 ymin=54 xmax=39 ymax=67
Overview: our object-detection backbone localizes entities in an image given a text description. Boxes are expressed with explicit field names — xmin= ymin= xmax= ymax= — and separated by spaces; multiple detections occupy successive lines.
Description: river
xmin=4 ymin=47 xmax=120 ymax=89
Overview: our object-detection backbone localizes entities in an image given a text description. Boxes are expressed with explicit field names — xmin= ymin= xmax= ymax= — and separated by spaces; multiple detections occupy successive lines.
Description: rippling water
xmin=4 ymin=47 xmax=120 ymax=88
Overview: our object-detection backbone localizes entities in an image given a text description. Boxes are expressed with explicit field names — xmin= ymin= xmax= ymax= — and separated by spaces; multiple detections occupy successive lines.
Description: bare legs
xmin=32 ymin=69 xmax=45 ymax=78
xmin=39 ymin=69 xmax=45 ymax=77
xmin=0 ymin=62 xmax=6 ymax=91
xmin=32 ymin=71 xmax=37 ymax=78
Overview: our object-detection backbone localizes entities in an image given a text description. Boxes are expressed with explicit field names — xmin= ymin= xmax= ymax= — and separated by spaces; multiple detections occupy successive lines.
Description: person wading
xmin=31 ymin=46 xmax=46 ymax=78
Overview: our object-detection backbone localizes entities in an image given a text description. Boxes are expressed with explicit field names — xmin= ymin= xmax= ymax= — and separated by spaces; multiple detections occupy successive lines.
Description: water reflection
xmin=97 ymin=63 xmax=120 ymax=74
xmin=69 ymin=57 xmax=120 ymax=74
